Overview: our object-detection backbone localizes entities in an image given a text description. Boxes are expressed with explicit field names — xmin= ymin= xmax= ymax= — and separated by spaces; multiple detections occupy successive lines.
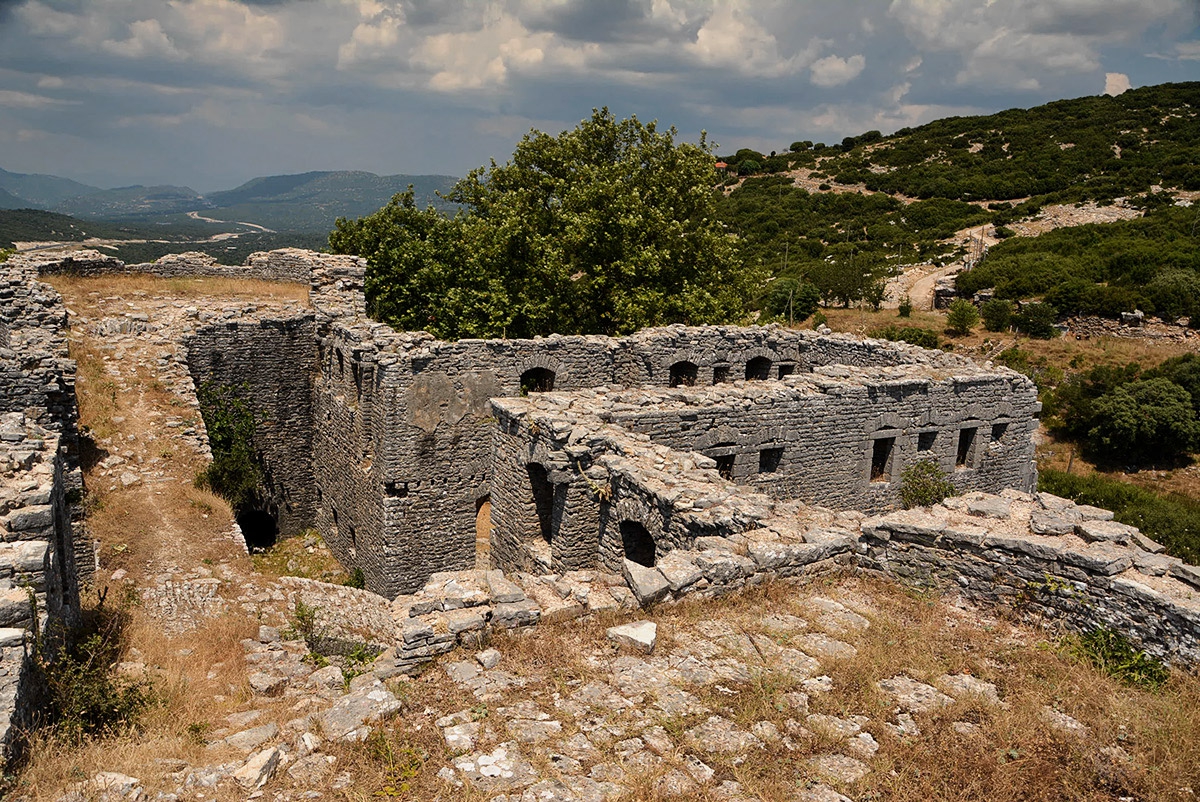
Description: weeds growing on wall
xmin=30 ymin=589 xmax=159 ymax=744
xmin=900 ymin=460 xmax=956 ymax=508
xmin=194 ymin=381 xmax=262 ymax=510
xmin=1062 ymin=627 xmax=1170 ymax=690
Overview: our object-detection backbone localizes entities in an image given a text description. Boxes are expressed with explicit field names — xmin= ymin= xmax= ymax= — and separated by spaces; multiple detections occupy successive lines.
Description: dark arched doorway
xmin=526 ymin=463 xmax=555 ymax=543
xmin=669 ymin=361 xmax=699 ymax=387
xmin=520 ymin=367 xmax=556 ymax=395
xmin=619 ymin=520 xmax=656 ymax=567
xmin=745 ymin=356 xmax=772 ymax=380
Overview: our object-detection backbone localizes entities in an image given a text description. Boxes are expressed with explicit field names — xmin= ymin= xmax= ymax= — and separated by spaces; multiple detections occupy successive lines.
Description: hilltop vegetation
xmin=956 ymin=203 xmax=1200 ymax=319
xmin=721 ymin=82 xmax=1200 ymax=204
xmin=714 ymin=82 xmax=1200 ymax=321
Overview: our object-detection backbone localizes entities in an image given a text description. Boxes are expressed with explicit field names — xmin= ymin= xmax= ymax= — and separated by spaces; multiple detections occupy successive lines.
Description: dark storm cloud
xmin=0 ymin=0 xmax=1195 ymax=190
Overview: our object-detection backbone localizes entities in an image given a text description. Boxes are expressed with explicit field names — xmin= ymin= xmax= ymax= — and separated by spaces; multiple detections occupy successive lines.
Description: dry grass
xmin=46 ymin=274 xmax=311 ymax=308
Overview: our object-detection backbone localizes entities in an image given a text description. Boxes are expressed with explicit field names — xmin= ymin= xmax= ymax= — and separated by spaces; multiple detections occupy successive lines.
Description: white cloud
xmin=810 ymin=54 xmax=865 ymax=87
xmin=102 ymin=19 xmax=183 ymax=59
xmin=1104 ymin=72 xmax=1131 ymax=96
xmin=0 ymin=89 xmax=72 ymax=108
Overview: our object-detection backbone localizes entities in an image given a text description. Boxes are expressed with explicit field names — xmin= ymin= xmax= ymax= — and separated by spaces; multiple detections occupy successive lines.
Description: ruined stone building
xmin=180 ymin=252 xmax=1039 ymax=599
xmin=6 ymin=248 xmax=1200 ymax=749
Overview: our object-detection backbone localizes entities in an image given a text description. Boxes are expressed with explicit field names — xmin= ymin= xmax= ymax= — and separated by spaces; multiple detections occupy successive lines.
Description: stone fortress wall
xmin=0 ymin=256 xmax=87 ymax=761
xmin=4 ymin=247 xmax=1199 ymax=727
xmin=301 ymin=257 xmax=1038 ymax=597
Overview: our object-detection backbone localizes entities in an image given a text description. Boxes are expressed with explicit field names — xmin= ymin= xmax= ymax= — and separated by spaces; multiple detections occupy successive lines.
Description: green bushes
xmin=32 ymin=593 xmax=158 ymax=742
xmin=1087 ymin=378 xmax=1200 ymax=464
xmin=1062 ymin=627 xmax=1169 ymax=690
xmin=946 ymin=298 xmax=979 ymax=335
xmin=980 ymin=298 xmax=1014 ymax=331
xmin=1047 ymin=358 xmax=1200 ymax=465
xmin=900 ymin=461 xmax=956 ymax=508
xmin=1039 ymin=469 xmax=1200 ymax=564
xmin=194 ymin=382 xmax=262 ymax=510
xmin=870 ymin=325 xmax=940 ymax=349
xmin=1014 ymin=302 xmax=1058 ymax=339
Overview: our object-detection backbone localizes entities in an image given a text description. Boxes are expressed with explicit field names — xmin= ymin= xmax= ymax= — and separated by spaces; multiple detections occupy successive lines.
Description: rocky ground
xmin=11 ymin=275 xmax=1200 ymax=802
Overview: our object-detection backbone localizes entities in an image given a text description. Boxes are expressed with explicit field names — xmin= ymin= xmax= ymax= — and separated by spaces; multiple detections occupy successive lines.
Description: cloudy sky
xmin=0 ymin=0 xmax=1196 ymax=192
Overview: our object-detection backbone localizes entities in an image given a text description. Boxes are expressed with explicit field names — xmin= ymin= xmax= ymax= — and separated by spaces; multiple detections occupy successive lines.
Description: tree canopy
xmin=330 ymin=109 xmax=761 ymax=340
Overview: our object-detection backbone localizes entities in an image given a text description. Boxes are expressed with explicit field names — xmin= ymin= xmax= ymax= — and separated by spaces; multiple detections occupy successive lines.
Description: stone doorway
xmin=475 ymin=495 xmax=492 ymax=569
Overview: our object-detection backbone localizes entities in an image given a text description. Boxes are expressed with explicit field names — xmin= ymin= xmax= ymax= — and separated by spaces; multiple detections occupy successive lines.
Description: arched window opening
xmin=745 ymin=356 xmax=772 ymax=381
xmin=526 ymin=463 xmax=555 ymax=543
xmin=619 ymin=520 xmax=656 ymax=567
xmin=669 ymin=361 xmax=699 ymax=387
xmin=521 ymin=367 xmax=556 ymax=395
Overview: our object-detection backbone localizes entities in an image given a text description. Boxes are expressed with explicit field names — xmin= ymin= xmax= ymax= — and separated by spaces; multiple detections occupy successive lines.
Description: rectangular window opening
xmin=777 ymin=364 xmax=795 ymax=379
xmin=957 ymin=428 xmax=977 ymax=467
xmin=870 ymin=437 xmax=895 ymax=482
xmin=712 ymin=366 xmax=730 ymax=385
xmin=759 ymin=447 xmax=784 ymax=473
xmin=715 ymin=454 xmax=736 ymax=480
xmin=991 ymin=422 xmax=1009 ymax=442
xmin=917 ymin=431 xmax=937 ymax=452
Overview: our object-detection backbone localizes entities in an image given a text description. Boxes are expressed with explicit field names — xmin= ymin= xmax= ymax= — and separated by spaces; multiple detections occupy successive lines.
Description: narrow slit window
xmin=957 ymin=427 xmax=977 ymax=467
xmin=759 ymin=447 xmax=784 ymax=473
xmin=917 ymin=431 xmax=937 ymax=452
xmin=870 ymin=437 xmax=895 ymax=482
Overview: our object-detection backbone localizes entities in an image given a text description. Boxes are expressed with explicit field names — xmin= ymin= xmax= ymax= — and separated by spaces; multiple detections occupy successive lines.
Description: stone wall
xmin=859 ymin=490 xmax=1200 ymax=668
xmin=306 ymin=252 xmax=1032 ymax=598
xmin=184 ymin=313 xmax=318 ymax=538
xmin=24 ymin=248 xmax=316 ymax=285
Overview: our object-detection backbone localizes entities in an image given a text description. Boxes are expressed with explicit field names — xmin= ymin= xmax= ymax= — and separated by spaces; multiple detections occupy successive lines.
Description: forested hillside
xmin=714 ymin=82 xmax=1200 ymax=321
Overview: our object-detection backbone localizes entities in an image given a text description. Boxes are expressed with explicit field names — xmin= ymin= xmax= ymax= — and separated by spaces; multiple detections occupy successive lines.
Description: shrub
xmin=870 ymin=325 xmax=940 ymax=349
xmin=946 ymin=298 xmax=980 ymax=335
xmin=1062 ymin=627 xmax=1169 ymax=690
xmin=762 ymin=278 xmax=821 ymax=324
xmin=1014 ymin=302 xmax=1058 ymax=339
xmin=1087 ymin=377 xmax=1200 ymax=465
xmin=32 ymin=593 xmax=158 ymax=742
xmin=194 ymin=382 xmax=262 ymax=510
xmin=811 ymin=311 xmax=827 ymax=329
xmin=980 ymin=298 xmax=1014 ymax=332
xmin=897 ymin=296 xmax=913 ymax=318
xmin=900 ymin=461 xmax=956 ymax=508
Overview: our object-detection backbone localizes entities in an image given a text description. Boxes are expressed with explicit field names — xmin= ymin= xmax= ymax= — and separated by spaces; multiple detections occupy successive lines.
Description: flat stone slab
xmin=806 ymin=753 xmax=870 ymax=784
xmin=936 ymin=673 xmax=1002 ymax=705
xmin=877 ymin=675 xmax=954 ymax=713
xmin=622 ymin=560 xmax=670 ymax=606
xmin=317 ymin=680 xmax=402 ymax=741
xmin=683 ymin=715 xmax=763 ymax=754
xmin=606 ymin=621 xmax=657 ymax=655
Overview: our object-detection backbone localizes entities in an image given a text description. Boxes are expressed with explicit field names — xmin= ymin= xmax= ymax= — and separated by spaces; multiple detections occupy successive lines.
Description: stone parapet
xmin=860 ymin=489 xmax=1200 ymax=667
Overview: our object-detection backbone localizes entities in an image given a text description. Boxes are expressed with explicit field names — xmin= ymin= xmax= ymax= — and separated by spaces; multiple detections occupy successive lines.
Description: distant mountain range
xmin=0 ymin=168 xmax=459 ymax=233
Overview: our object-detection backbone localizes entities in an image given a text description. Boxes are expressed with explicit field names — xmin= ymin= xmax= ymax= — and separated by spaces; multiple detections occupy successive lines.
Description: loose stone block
xmin=607 ymin=621 xmax=657 ymax=654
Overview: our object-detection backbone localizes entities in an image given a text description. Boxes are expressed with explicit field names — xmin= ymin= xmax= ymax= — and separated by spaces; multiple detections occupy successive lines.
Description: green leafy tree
xmin=946 ymin=298 xmax=980 ymax=335
xmin=980 ymin=298 xmax=1014 ymax=332
xmin=761 ymin=278 xmax=820 ymax=324
xmin=1087 ymin=378 xmax=1200 ymax=464
xmin=1014 ymin=302 xmax=1058 ymax=339
xmin=333 ymin=109 xmax=761 ymax=339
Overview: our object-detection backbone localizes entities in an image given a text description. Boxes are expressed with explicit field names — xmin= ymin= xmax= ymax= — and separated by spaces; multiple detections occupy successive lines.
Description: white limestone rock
xmin=606 ymin=621 xmax=657 ymax=655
